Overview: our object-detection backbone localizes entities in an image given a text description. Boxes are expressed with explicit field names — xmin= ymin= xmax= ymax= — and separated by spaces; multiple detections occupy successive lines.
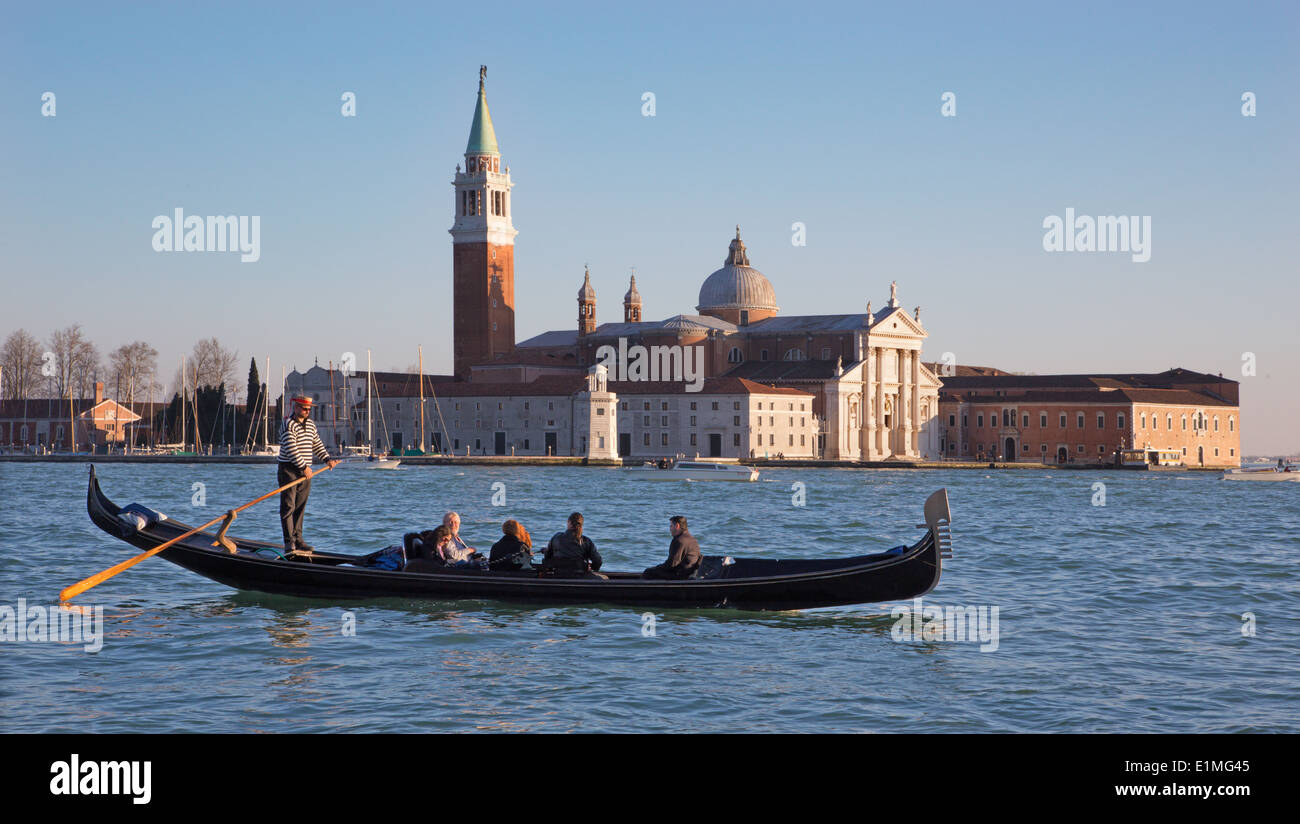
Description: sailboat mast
xmin=418 ymin=345 xmax=425 ymax=454
xmin=180 ymin=354 xmax=186 ymax=452
xmin=263 ymin=356 xmax=270 ymax=448
xmin=366 ymin=350 xmax=372 ymax=454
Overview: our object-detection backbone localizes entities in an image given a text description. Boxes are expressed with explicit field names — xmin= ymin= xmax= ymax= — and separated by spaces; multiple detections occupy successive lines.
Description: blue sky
xmin=2 ymin=1 xmax=1296 ymax=452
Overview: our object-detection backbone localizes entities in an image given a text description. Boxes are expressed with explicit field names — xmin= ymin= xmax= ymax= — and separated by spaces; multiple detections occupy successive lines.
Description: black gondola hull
xmin=85 ymin=467 xmax=950 ymax=610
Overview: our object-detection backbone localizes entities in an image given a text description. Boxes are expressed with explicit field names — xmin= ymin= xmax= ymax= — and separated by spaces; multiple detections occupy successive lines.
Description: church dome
xmin=696 ymin=228 xmax=778 ymax=313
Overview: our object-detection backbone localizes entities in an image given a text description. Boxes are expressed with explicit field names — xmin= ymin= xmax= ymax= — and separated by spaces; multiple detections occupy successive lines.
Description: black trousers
xmin=278 ymin=462 xmax=310 ymax=549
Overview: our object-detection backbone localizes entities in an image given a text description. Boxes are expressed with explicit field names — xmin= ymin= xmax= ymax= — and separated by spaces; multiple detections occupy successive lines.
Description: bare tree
xmin=49 ymin=325 xmax=100 ymax=399
xmin=1 ymin=329 xmax=44 ymax=401
xmin=109 ymin=341 xmax=158 ymax=447
xmin=189 ymin=338 xmax=239 ymax=400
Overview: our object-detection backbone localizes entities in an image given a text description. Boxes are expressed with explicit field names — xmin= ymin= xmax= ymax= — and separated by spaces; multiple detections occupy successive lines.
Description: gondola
xmin=85 ymin=466 xmax=953 ymax=610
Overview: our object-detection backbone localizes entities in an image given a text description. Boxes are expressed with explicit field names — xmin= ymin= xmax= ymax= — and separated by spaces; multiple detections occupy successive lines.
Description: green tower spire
xmin=465 ymin=65 xmax=500 ymax=156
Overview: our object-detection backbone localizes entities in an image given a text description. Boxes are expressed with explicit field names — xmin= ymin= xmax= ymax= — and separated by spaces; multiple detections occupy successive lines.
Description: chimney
xmin=94 ymin=381 xmax=104 ymax=405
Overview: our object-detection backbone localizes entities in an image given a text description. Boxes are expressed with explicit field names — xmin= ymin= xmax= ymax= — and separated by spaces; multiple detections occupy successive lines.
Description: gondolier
xmin=278 ymin=397 xmax=338 ymax=552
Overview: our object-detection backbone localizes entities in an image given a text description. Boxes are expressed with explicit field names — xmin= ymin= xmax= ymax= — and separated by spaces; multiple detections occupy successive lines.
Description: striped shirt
xmin=278 ymin=416 xmax=330 ymax=469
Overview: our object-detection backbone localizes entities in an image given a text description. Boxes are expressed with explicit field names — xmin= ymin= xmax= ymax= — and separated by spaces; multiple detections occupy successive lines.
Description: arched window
xmin=1229 ymin=416 xmax=1234 ymax=432
xmin=727 ymin=348 xmax=743 ymax=364
xmin=1213 ymin=416 xmax=1219 ymax=432
xmin=783 ymin=348 xmax=806 ymax=361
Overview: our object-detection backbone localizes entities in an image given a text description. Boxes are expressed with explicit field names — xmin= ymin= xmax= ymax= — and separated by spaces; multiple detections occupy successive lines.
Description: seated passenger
xmin=403 ymin=526 xmax=449 ymax=573
xmin=489 ymin=519 xmax=534 ymax=571
xmin=643 ymin=515 xmax=701 ymax=579
xmin=441 ymin=511 xmax=477 ymax=562
xmin=544 ymin=512 xmax=605 ymax=577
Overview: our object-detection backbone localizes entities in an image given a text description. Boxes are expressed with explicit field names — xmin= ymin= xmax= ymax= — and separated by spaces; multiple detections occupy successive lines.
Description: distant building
xmin=932 ymin=367 xmax=1240 ymax=467
xmin=0 ymin=382 xmax=148 ymax=451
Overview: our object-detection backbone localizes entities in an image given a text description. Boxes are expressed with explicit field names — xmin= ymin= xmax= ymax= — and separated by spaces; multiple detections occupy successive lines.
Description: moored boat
xmin=625 ymin=460 xmax=759 ymax=482
xmin=84 ymin=466 xmax=951 ymax=610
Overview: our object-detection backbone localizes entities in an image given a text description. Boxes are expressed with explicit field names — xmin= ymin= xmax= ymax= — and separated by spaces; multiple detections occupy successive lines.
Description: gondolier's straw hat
xmin=292 ymin=396 xmax=313 ymax=408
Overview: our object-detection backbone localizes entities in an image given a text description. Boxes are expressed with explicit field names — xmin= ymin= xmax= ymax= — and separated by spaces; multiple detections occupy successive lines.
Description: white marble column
xmin=875 ymin=347 xmax=886 ymax=457
xmin=911 ymin=350 xmax=921 ymax=456
xmin=864 ymin=347 xmax=876 ymax=459
xmin=900 ymin=349 xmax=913 ymax=458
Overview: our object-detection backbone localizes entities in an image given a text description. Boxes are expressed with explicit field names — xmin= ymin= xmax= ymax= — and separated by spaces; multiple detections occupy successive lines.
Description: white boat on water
xmin=1222 ymin=465 xmax=1299 ymax=482
xmin=626 ymin=460 xmax=758 ymax=482
xmin=338 ymin=446 xmax=402 ymax=470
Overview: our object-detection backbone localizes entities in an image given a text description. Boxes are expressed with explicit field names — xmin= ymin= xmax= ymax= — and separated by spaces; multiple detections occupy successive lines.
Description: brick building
xmin=933 ymin=367 xmax=1240 ymax=467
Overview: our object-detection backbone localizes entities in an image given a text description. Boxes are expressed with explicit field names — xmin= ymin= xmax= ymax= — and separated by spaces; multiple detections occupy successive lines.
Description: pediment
xmin=869 ymin=307 xmax=926 ymax=338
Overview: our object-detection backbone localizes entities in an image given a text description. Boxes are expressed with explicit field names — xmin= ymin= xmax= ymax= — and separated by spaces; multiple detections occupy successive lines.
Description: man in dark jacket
xmin=544 ymin=512 xmax=602 ymax=575
xmin=643 ymin=515 xmax=701 ymax=579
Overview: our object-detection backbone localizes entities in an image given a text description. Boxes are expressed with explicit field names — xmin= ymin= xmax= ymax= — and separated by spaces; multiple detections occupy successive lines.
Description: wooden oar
xmin=61 ymin=464 xmax=336 ymax=602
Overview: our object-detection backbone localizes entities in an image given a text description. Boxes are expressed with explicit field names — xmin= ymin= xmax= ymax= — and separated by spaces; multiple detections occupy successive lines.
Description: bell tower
xmin=578 ymin=266 xmax=597 ymax=336
xmin=450 ymin=66 xmax=517 ymax=379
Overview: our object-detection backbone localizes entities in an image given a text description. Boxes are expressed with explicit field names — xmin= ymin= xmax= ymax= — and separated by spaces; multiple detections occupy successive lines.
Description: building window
xmin=821 ymin=348 xmax=832 ymax=360
xmin=1214 ymin=447 xmax=1219 ymax=457
xmin=1077 ymin=413 xmax=1084 ymax=428
xmin=524 ymin=401 xmax=530 ymax=410
xmin=1167 ymin=414 xmax=1173 ymax=429
xmin=661 ymin=416 xmax=668 ymax=426
xmin=1213 ymin=416 xmax=1219 ymax=431
xmin=962 ymin=414 xmax=968 ymax=427
xmin=691 ymin=416 xmax=697 ymax=426
xmin=1078 ymin=444 xmax=1085 ymax=453
xmin=760 ymin=349 xmax=769 ymax=361
xmin=1041 ymin=443 xmax=1047 ymax=452
xmin=712 ymin=402 xmax=719 ymax=411
xmin=734 ymin=433 xmax=741 ymax=446
xmin=1230 ymin=448 xmax=1235 ymax=456
xmin=977 ymin=414 xmax=984 ymax=428
xmin=1059 ymin=413 xmax=1066 ymax=428
xmin=1097 ymin=413 xmax=1105 ymax=429
xmin=727 ymin=348 xmax=743 ymax=364
xmin=1181 ymin=415 xmax=1187 ymax=431
xmin=769 ymin=434 xmax=774 ymax=446
xmin=621 ymin=402 xmax=628 ymax=410
xmin=661 ymin=433 xmax=669 ymax=446
xmin=1140 ymin=413 xmax=1145 ymax=429
xmin=1229 ymin=417 xmax=1234 ymax=432
xmin=643 ymin=416 xmax=650 ymax=426
xmin=643 ymin=402 xmax=650 ymax=411
xmin=1023 ymin=443 xmax=1030 ymax=452
xmin=788 ymin=434 xmax=794 ymax=446
xmin=596 ymin=408 xmax=605 ymax=416
xmin=783 ymin=348 xmax=806 ymax=361
xmin=1040 ymin=413 xmax=1047 ymax=427
xmin=524 ymin=439 xmax=530 ymax=449
xmin=1022 ymin=414 xmax=1029 ymax=427
xmin=1118 ymin=414 xmax=1125 ymax=429
xmin=690 ymin=433 xmax=697 ymax=446
xmin=690 ymin=402 xmax=697 ymax=410
xmin=800 ymin=434 xmax=806 ymax=446
xmin=735 ymin=402 xmax=741 ymax=410
xmin=949 ymin=414 xmax=956 ymax=426
xmin=661 ymin=402 xmax=669 ymax=411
